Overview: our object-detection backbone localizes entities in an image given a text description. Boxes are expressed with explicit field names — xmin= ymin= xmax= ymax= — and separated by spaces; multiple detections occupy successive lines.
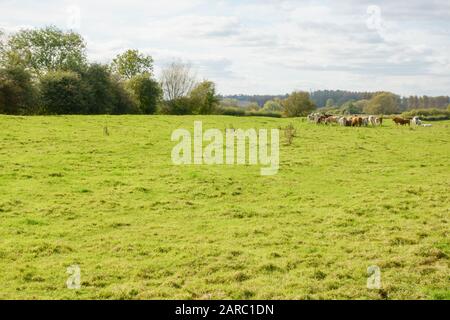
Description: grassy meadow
xmin=0 ymin=115 xmax=449 ymax=300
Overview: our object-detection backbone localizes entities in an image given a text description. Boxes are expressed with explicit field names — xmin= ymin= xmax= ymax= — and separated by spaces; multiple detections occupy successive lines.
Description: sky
xmin=1 ymin=0 xmax=449 ymax=96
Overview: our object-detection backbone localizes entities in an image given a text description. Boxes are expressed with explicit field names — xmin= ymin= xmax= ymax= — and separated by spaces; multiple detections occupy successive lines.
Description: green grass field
xmin=0 ymin=115 xmax=449 ymax=300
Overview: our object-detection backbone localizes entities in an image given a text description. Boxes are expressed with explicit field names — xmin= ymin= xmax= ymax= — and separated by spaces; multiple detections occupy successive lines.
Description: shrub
xmin=217 ymin=106 xmax=246 ymax=116
xmin=0 ymin=66 xmax=36 ymax=114
xmin=215 ymin=107 xmax=281 ymax=118
xmin=109 ymin=76 xmax=140 ymax=115
xmin=39 ymin=70 xmax=88 ymax=114
xmin=160 ymin=97 xmax=194 ymax=115
xmin=282 ymin=91 xmax=316 ymax=117
xmin=81 ymin=63 xmax=117 ymax=114
xmin=126 ymin=74 xmax=162 ymax=114
xmin=402 ymin=108 xmax=450 ymax=120
xmin=246 ymin=110 xmax=282 ymax=118
xmin=262 ymin=99 xmax=283 ymax=112
xmin=189 ymin=80 xmax=219 ymax=114
xmin=364 ymin=92 xmax=400 ymax=115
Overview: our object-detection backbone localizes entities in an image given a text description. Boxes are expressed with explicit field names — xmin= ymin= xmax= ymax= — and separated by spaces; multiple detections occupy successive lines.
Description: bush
xmin=364 ymin=92 xmax=400 ymax=115
xmin=126 ymin=74 xmax=162 ymax=114
xmin=189 ymin=81 xmax=219 ymax=114
xmin=217 ymin=106 xmax=246 ymax=116
xmin=402 ymin=108 xmax=450 ymax=121
xmin=81 ymin=63 xmax=118 ymax=114
xmin=282 ymin=91 xmax=316 ymax=117
xmin=109 ymin=76 xmax=140 ymax=115
xmin=160 ymin=97 xmax=194 ymax=115
xmin=245 ymin=110 xmax=282 ymax=118
xmin=262 ymin=99 xmax=283 ymax=112
xmin=39 ymin=70 xmax=88 ymax=114
xmin=0 ymin=66 xmax=36 ymax=114
xmin=215 ymin=106 xmax=281 ymax=118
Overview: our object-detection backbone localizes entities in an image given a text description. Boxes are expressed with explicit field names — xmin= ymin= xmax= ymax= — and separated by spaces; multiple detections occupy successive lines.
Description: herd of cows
xmin=307 ymin=113 xmax=432 ymax=127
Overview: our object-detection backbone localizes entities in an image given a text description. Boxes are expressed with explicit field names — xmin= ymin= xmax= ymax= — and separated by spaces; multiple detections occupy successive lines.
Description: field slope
xmin=0 ymin=115 xmax=449 ymax=299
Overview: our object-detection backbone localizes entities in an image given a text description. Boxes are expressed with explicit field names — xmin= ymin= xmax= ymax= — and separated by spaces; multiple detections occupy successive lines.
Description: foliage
xmin=364 ymin=92 xmax=400 ymax=115
xmin=0 ymin=65 xmax=36 ymax=114
xmin=160 ymin=97 xmax=194 ymax=115
xmin=126 ymin=73 xmax=162 ymax=114
xmin=109 ymin=77 xmax=140 ymax=115
xmin=217 ymin=106 xmax=246 ymax=116
xmin=281 ymin=91 xmax=316 ymax=117
xmin=39 ymin=70 xmax=88 ymax=114
xmin=189 ymin=80 xmax=219 ymax=114
xmin=80 ymin=63 xmax=118 ymax=114
xmin=262 ymin=99 xmax=283 ymax=112
xmin=216 ymin=106 xmax=282 ymax=118
xmin=110 ymin=49 xmax=154 ymax=80
xmin=325 ymin=98 xmax=335 ymax=108
xmin=1 ymin=26 xmax=86 ymax=75
xmin=402 ymin=108 xmax=450 ymax=121
xmin=340 ymin=100 xmax=362 ymax=115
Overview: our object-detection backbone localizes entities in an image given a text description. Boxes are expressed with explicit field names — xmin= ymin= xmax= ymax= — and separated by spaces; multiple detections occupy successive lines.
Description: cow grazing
xmin=411 ymin=116 xmax=422 ymax=126
xmin=393 ymin=117 xmax=410 ymax=126
xmin=351 ymin=117 xmax=363 ymax=127
xmin=368 ymin=115 xmax=377 ymax=126
xmin=325 ymin=116 xmax=339 ymax=125
xmin=315 ymin=115 xmax=326 ymax=124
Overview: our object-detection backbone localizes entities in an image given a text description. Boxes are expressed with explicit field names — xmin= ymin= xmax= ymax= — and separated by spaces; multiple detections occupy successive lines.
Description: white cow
xmin=411 ymin=116 xmax=422 ymax=126
xmin=338 ymin=117 xmax=347 ymax=126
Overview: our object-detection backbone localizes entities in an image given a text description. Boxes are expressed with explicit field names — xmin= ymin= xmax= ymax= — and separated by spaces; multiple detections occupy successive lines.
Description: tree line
xmin=224 ymin=91 xmax=450 ymax=111
xmin=0 ymin=27 xmax=222 ymax=116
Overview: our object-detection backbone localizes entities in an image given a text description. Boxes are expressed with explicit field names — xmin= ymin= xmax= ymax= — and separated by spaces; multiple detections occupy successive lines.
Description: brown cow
xmin=393 ymin=117 xmax=410 ymax=126
xmin=351 ymin=116 xmax=363 ymax=127
xmin=325 ymin=116 xmax=339 ymax=125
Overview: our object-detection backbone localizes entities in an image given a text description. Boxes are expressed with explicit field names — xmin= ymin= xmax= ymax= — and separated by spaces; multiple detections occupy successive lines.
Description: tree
xmin=220 ymin=98 xmax=239 ymax=108
xmin=39 ymin=70 xmax=88 ymax=114
xmin=160 ymin=62 xmax=196 ymax=101
xmin=262 ymin=99 xmax=283 ymax=112
xmin=1 ymin=26 xmax=86 ymax=75
xmin=0 ymin=65 xmax=36 ymax=114
xmin=81 ymin=63 xmax=118 ymax=114
xmin=281 ymin=91 xmax=316 ymax=117
xmin=245 ymin=102 xmax=259 ymax=111
xmin=110 ymin=49 xmax=154 ymax=80
xmin=109 ymin=76 xmax=140 ymax=115
xmin=325 ymin=98 xmax=335 ymax=108
xmin=364 ymin=92 xmax=399 ymax=115
xmin=353 ymin=99 xmax=369 ymax=114
xmin=189 ymin=80 xmax=219 ymax=114
xmin=126 ymin=73 xmax=162 ymax=114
